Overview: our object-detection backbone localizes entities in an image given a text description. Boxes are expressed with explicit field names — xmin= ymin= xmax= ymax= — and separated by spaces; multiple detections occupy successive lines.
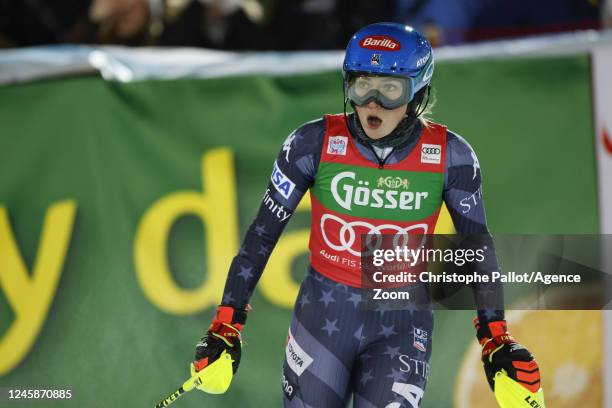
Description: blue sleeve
xmin=444 ymin=131 xmax=489 ymax=233
xmin=220 ymin=118 xmax=326 ymax=309
xmin=444 ymin=131 xmax=505 ymax=323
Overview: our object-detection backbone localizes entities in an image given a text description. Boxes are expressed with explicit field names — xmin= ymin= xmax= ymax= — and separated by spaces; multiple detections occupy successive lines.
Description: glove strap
xmin=473 ymin=317 xmax=508 ymax=344
xmin=207 ymin=305 xmax=250 ymax=347
xmin=213 ymin=305 xmax=249 ymax=331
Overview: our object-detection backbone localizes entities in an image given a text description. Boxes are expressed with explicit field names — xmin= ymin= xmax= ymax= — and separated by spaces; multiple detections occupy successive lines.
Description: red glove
xmin=194 ymin=305 xmax=249 ymax=374
xmin=474 ymin=318 xmax=541 ymax=392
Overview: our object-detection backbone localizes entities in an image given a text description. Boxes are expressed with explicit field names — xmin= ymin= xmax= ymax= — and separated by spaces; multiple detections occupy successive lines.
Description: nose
xmin=366 ymin=100 xmax=381 ymax=109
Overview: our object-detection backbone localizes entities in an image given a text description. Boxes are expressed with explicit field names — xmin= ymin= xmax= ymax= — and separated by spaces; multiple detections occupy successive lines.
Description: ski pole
xmin=154 ymin=373 xmax=202 ymax=408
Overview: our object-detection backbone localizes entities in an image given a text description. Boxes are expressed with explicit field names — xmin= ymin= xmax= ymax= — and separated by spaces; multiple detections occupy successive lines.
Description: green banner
xmin=0 ymin=55 xmax=599 ymax=407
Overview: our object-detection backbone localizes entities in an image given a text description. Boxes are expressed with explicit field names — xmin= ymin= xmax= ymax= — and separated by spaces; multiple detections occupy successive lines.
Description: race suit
xmin=220 ymin=113 xmax=503 ymax=407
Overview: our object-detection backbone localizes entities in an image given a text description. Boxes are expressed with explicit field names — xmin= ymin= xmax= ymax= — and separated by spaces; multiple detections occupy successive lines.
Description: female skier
xmin=191 ymin=22 xmax=541 ymax=407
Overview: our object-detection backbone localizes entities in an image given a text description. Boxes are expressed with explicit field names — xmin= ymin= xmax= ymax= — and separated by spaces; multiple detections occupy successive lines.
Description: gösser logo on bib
xmin=359 ymin=36 xmax=401 ymax=51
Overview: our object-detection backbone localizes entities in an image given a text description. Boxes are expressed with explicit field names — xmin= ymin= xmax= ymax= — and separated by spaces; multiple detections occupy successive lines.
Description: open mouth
xmin=367 ymin=115 xmax=382 ymax=129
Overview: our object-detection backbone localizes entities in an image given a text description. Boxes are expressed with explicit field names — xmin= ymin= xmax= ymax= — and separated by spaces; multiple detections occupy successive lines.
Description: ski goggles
xmin=346 ymin=73 xmax=411 ymax=110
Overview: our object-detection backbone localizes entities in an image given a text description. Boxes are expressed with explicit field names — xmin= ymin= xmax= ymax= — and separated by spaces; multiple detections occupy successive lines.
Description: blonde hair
xmin=414 ymin=85 xmax=436 ymax=128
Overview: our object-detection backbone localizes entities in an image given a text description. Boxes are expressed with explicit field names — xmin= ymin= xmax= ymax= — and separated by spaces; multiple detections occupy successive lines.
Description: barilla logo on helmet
xmin=359 ymin=35 xmax=401 ymax=51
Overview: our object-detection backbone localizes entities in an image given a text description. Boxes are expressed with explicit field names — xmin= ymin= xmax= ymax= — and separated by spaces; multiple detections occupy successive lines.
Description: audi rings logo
xmin=421 ymin=143 xmax=441 ymax=164
xmin=421 ymin=146 xmax=440 ymax=155
xmin=320 ymin=213 xmax=428 ymax=256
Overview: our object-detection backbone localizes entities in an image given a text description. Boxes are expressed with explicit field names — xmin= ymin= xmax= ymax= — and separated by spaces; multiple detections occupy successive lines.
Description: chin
xmin=368 ymin=129 xmax=389 ymax=140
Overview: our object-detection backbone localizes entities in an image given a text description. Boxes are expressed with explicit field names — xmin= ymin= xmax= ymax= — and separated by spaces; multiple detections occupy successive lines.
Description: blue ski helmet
xmin=343 ymin=22 xmax=434 ymax=107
